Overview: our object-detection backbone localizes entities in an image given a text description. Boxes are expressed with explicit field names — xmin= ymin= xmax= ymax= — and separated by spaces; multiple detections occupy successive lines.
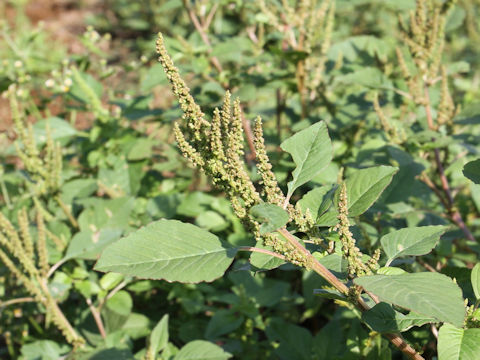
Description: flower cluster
xmin=156 ymin=33 xmax=315 ymax=264
xmin=0 ymin=208 xmax=84 ymax=347
xmin=334 ymin=183 xmax=379 ymax=277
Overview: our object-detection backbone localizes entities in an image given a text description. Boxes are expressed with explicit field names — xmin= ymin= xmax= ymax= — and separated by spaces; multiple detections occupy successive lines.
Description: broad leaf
xmin=280 ymin=121 xmax=332 ymax=198
xmin=463 ymin=159 xmax=480 ymax=184
xmin=250 ymin=204 xmax=289 ymax=235
xmin=65 ymin=228 xmax=123 ymax=260
xmin=343 ymin=166 xmax=398 ymax=216
xmin=147 ymin=315 xmax=169 ymax=358
xmin=205 ymin=309 xmax=244 ymax=339
xmin=104 ymin=290 xmax=132 ymax=333
xmin=95 ymin=219 xmax=236 ymax=283
xmin=438 ymin=324 xmax=480 ymax=360
xmin=354 ymin=272 xmax=465 ymax=327
xmin=377 ymin=267 xmax=406 ymax=275
xmin=20 ymin=340 xmax=70 ymax=360
xmin=123 ymin=313 xmax=150 ymax=339
xmin=266 ymin=318 xmax=313 ymax=360
xmin=33 ymin=117 xmax=77 ymax=145
xmin=297 ymin=185 xmax=336 ymax=221
xmin=174 ymin=340 xmax=232 ymax=360
xmin=380 ymin=225 xmax=447 ymax=265
xmin=471 ymin=263 xmax=480 ymax=300
xmin=362 ymin=302 xmax=435 ymax=333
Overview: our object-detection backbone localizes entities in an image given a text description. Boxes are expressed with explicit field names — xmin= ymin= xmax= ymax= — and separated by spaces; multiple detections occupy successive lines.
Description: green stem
xmin=55 ymin=196 xmax=79 ymax=229
xmin=0 ymin=177 xmax=12 ymax=209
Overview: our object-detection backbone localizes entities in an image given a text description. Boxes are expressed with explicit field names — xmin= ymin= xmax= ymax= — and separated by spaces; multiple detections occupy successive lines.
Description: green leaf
xmin=123 ymin=313 xmax=150 ymax=339
xmin=250 ymin=204 xmax=289 ymax=235
xmin=141 ymin=63 xmax=168 ymax=91
xmin=65 ymin=228 xmax=123 ymax=260
xmin=280 ymin=121 xmax=333 ymax=198
xmin=249 ymin=241 xmax=285 ymax=270
xmin=438 ymin=324 xmax=480 ymax=360
xmin=32 ymin=117 xmax=77 ymax=145
xmin=95 ymin=219 xmax=236 ymax=283
xmin=174 ymin=340 xmax=232 ymax=360
xmin=195 ymin=211 xmax=228 ymax=232
xmin=147 ymin=314 xmax=169 ymax=358
xmin=266 ymin=318 xmax=313 ymax=360
xmin=463 ymin=159 xmax=480 ymax=184
xmin=71 ymin=348 xmax=133 ymax=360
xmin=20 ymin=340 xmax=70 ymax=360
xmin=103 ymin=290 xmax=132 ymax=332
xmin=343 ymin=166 xmax=398 ymax=216
xmin=99 ymin=273 xmax=124 ymax=291
xmin=313 ymin=289 xmax=346 ymax=301
xmin=205 ymin=309 xmax=244 ymax=339
xmin=377 ymin=267 xmax=406 ymax=275
xmin=335 ymin=67 xmax=390 ymax=88
xmin=362 ymin=302 xmax=435 ymax=333
xmin=127 ymin=138 xmax=154 ymax=161
xmin=297 ymin=185 xmax=336 ymax=221
xmin=471 ymin=263 xmax=480 ymax=300
xmin=354 ymin=272 xmax=465 ymax=327
xmin=380 ymin=225 xmax=447 ymax=265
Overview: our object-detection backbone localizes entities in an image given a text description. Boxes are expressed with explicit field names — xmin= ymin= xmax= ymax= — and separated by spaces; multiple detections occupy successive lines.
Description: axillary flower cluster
xmin=156 ymin=34 xmax=316 ymax=267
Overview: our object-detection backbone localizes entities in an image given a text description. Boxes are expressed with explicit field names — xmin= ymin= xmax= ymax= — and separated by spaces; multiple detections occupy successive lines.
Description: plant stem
xmin=277 ymin=227 xmax=425 ymax=360
xmin=55 ymin=196 xmax=79 ymax=229
xmin=182 ymin=0 xmax=223 ymax=75
xmin=238 ymin=246 xmax=286 ymax=260
xmin=423 ymin=86 xmax=476 ymax=243
xmin=86 ymin=298 xmax=106 ymax=339
xmin=47 ymin=258 xmax=68 ymax=279
xmin=0 ymin=297 xmax=35 ymax=308
xmin=0 ymin=176 xmax=12 ymax=210
xmin=240 ymin=107 xmax=257 ymax=163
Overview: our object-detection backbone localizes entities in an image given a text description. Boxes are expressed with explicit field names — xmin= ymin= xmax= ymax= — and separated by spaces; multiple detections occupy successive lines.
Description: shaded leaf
xmin=463 ymin=159 xmax=480 ymax=184
xmin=205 ymin=309 xmax=244 ymax=339
xmin=266 ymin=318 xmax=312 ymax=360
xmin=174 ymin=340 xmax=232 ymax=360
xmin=362 ymin=302 xmax=435 ymax=333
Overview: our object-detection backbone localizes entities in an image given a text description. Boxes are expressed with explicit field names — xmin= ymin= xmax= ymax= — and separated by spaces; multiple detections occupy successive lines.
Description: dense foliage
xmin=1 ymin=0 xmax=480 ymax=359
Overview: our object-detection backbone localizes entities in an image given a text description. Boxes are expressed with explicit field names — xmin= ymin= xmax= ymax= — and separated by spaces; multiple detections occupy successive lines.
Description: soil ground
xmin=0 ymin=0 xmax=98 ymax=133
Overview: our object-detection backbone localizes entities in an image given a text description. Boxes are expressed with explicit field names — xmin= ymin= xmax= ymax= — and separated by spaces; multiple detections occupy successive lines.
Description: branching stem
xmin=423 ymin=86 xmax=476 ymax=243
xmin=276 ymin=228 xmax=425 ymax=360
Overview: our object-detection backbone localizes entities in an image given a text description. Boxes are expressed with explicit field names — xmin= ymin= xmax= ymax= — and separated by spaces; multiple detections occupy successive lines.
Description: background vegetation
xmin=1 ymin=0 xmax=480 ymax=359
